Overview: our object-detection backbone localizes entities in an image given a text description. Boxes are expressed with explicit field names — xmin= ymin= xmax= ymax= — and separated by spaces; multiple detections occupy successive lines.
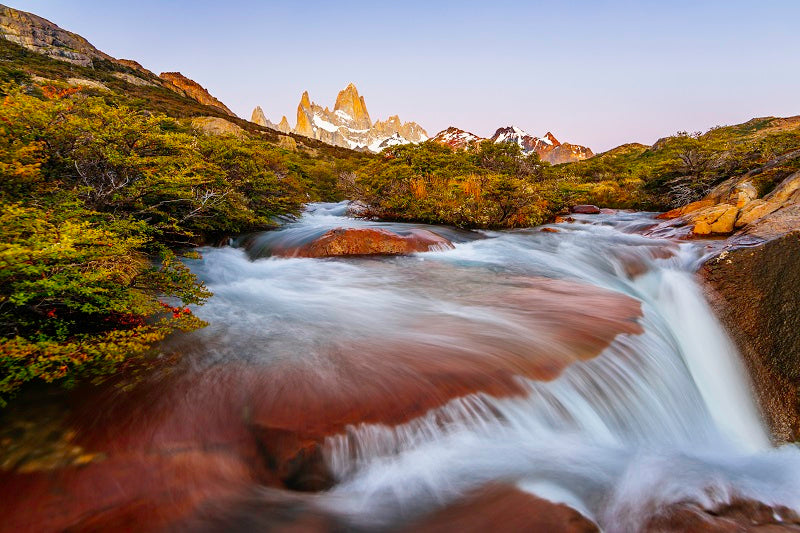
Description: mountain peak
xmin=334 ymin=83 xmax=370 ymax=126
xmin=545 ymin=132 xmax=561 ymax=146
xmin=432 ymin=127 xmax=485 ymax=150
xmin=498 ymin=125 xmax=528 ymax=136
xmin=251 ymin=106 xmax=269 ymax=127
xmin=288 ymin=85 xmax=427 ymax=151
xmin=431 ymin=125 xmax=593 ymax=163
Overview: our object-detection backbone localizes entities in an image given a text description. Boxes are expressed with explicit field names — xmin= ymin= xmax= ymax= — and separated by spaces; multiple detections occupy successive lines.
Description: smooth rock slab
xmin=570 ymin=204 xmax=601 ymax=214
xmin=273 ymin=227 xmax=454 ymax=257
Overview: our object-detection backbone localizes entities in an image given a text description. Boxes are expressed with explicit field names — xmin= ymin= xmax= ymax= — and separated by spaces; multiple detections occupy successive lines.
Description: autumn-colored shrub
xmin=342 ymin=141 xmax=563 ymax=228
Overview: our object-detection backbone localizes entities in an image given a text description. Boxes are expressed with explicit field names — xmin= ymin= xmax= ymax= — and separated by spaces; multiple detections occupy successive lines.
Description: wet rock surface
xmin=644 ymin=499 xmax=800 ymax=532
xmin=399 ymin=484 xmax=599 ymax=533
xmin=272 ymin=227 xmax=455 ymax=257
xmin=700 ymin=228 xmax=800 ymax=441
xmin=0 ymin=275 xmax=642 ymax=530
xmin=571 ymin=204 xmax=601 ymax=214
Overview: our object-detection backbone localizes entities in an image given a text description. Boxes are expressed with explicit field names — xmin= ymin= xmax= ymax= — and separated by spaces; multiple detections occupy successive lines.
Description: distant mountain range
xmin=0 ymin=3 xmax=594 ymax=162
xmin=252 ymin=86 xmax=593 ymax=161
xmin=432 ymin=125 xmax=594 ymax=164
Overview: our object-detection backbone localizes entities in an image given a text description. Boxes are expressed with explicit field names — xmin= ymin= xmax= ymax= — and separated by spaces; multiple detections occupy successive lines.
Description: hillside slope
xmin=0 ymin=5 xmax=373 ymax=402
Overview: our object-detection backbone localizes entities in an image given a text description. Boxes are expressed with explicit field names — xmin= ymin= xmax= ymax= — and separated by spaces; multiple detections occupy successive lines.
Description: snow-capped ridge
xmin=249 ymin=83 xmax=428 ymax=152
xmin=431 ymin=126 xmax=484 ymax=150
xmin=431 ymin=124 xmax=593 ymax=164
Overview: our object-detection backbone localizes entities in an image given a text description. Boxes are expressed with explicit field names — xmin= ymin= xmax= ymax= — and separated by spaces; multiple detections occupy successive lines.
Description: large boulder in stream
xmin=273 ymin=227 xmax=454 ymax=258
xmin=570 ymin=204 xmax=601 ymax=214
xmin=699 ymin=203 xmax=800 ymax=441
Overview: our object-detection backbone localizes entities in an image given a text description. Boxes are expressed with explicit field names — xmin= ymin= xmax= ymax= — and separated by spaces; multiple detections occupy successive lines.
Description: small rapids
xmin=168 ymin=202 xmax=800 ymax=530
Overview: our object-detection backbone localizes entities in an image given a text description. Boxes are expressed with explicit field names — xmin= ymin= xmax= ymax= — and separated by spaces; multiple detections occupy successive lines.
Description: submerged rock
xmin=272 ymin=227 xmax=454 ymax=257
xmin=401 ymin=484 xmax=599 ymax=532
xmin=245 ymin=278 xmax=642 ymax=487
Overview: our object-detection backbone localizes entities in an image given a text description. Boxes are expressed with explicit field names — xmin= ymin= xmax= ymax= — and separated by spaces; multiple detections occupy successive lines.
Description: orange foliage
xmin=410 ymin=178 xmax=427 ymax=198
xmin=40 ymin=85 xmax=81 ymax=100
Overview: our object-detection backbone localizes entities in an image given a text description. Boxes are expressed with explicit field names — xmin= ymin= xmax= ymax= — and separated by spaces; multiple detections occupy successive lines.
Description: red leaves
xmin=104 ymin=312 xmax=145 ymax=328
xmin=158 ymin=301 xmax=192 ymax=318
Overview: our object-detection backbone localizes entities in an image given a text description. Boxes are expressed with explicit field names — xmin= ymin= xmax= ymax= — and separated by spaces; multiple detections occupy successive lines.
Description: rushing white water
xmin=183 ymin=202 xmax=800 ymax=531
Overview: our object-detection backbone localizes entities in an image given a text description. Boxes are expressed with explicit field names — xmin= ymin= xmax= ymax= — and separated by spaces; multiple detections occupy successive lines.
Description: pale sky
xmin=9 ymin=0 xmax=800 ymax=152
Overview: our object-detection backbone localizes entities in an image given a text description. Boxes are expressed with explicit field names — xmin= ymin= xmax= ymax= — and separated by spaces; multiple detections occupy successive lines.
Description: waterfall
xmin=180 ymin=203 xmax=800 ymax=531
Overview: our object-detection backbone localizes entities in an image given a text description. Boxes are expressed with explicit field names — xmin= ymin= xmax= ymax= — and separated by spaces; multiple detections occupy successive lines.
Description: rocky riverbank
xmin=698 ymin=205 xmax=800 ymax=442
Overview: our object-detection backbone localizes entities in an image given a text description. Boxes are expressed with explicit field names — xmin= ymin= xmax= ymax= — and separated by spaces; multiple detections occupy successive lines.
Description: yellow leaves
xmin=461 ymin=175 xmax=482 ymax=199
xmin=410 ymin=178 xmax=427 ymax=199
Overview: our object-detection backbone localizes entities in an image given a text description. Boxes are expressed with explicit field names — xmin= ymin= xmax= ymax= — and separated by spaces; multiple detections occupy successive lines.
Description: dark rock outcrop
xmin=699 ymin=207 xmax=800 ymax=441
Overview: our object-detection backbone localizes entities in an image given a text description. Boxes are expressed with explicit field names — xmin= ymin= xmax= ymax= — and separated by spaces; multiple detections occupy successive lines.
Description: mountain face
xmin=432 ymin=124 xmax=593 ymax=164
xmin=253 ymin=83 xmax=428 ymax=152
xmin=545 ymin=141 xmax=594 ymax=164
xmin=431 ymin=127 xmax=484 ymax=150
xmin=0 ymin=5 xmax=238 ymax=118
xmin=251 ymin=106 xmax=290 ymax=133
xmin=491 ymin=126 xmax=559 ymax=155
xmin=159 ymin=72 xmax=235 ymax=117
xmin=0 ymin=4 xmax=112 ymax=67
xmin=490 ymin=126 xmax=593 ymax=164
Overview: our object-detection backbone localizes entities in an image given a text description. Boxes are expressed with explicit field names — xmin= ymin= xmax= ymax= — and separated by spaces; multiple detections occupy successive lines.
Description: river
xmin=3 ymin=202 xmax=800 ymax=531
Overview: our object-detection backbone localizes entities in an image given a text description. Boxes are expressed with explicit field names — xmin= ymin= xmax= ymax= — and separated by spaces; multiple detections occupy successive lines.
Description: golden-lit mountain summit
xmin=252 ymin=83 xmax=428 ymax=152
